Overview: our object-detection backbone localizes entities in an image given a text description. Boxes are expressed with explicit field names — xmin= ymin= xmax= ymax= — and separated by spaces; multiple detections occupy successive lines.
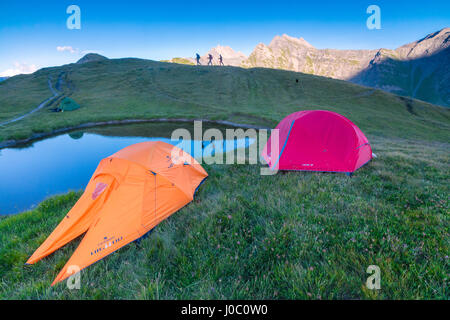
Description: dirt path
xmin=0 ymin=77 xmax=61 ymax=126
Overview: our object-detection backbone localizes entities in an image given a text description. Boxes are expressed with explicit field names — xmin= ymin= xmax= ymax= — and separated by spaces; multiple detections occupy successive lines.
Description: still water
xmin=0 ymin=122 xmax=255 ymax=214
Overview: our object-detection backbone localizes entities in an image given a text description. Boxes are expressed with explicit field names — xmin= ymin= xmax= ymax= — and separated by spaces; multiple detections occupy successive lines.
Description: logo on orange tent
xmin=92 ymin=182 xmax=107 ymax=200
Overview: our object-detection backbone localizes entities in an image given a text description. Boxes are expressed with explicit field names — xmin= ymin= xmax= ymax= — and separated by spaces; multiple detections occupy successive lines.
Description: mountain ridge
xmin=170 ymin=28 xmax=449 ymax=106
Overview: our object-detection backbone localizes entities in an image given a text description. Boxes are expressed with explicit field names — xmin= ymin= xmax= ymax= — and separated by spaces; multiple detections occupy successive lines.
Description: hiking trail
xmin=0 ymin=76 xmax=62 ymax=126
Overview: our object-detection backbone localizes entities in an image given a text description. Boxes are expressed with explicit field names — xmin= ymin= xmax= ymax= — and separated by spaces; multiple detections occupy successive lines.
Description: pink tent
xmin=262 ymin=110 xmax=372 ymax=174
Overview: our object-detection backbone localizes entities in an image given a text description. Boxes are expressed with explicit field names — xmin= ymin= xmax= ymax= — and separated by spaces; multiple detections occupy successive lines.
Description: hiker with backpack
xmin=207 ymin=54 xmax=213 ymax=66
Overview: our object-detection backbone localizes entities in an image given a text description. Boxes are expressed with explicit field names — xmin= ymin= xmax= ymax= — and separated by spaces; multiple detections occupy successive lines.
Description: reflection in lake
xmin=0 ymin=123 xmax=256 ymax=214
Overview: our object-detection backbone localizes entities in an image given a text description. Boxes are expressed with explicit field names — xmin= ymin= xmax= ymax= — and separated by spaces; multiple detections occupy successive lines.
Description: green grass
xmin=0 ymin=136 xmax=448 ymax=299
xmin=0 ymin=74 xmax=52 ymax=123
xmin=0 ymin=58 xmax=448 ymax=142
xmin=0 ymin=58 xmax=448 ymax=299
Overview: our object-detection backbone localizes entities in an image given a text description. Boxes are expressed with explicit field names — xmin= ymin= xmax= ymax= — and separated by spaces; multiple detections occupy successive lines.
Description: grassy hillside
xmin=0 ymin=136 xmax=448 ymax=299
xmin=0 ymin=58 xmax=448 ymax=299
xmin=0 ymin=74 xmax=52 ymax=123
xmin=0 ymin=58 xmax=448 ymax=143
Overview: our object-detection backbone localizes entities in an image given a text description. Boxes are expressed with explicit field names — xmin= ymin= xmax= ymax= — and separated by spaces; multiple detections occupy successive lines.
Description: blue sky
xmin=0 ymin=0 xmax=449 ymax=76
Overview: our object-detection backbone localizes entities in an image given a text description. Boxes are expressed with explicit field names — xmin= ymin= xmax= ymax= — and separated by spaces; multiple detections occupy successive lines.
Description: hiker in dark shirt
xmin=207 ymin=54 xmax=213 ymax=66
xmin=196 ymin=53 xmax=201 ymax=65
xmin=219 ymin=54 xmax=224 ymax=66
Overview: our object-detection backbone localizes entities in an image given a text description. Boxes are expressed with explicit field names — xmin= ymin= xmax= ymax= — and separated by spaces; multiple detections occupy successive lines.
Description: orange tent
xmin=26 ymin=141 xmax=208 ymax=285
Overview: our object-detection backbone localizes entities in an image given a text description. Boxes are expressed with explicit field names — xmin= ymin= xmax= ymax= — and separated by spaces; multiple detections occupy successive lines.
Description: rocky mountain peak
xmin=395 ymin=27 xmax=449 ymax=59
xmin=269 ymin=34 xmax=315 ymax=49
xmin=167 ymin=28 xmax=449 ymax=106
xmin=77 ymin=53 xmax=108 ymax=64
xmin=282 ymin=34 xmax=314 ymax=48
xmin=208 ymin=45 xmax=247 ymax=59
